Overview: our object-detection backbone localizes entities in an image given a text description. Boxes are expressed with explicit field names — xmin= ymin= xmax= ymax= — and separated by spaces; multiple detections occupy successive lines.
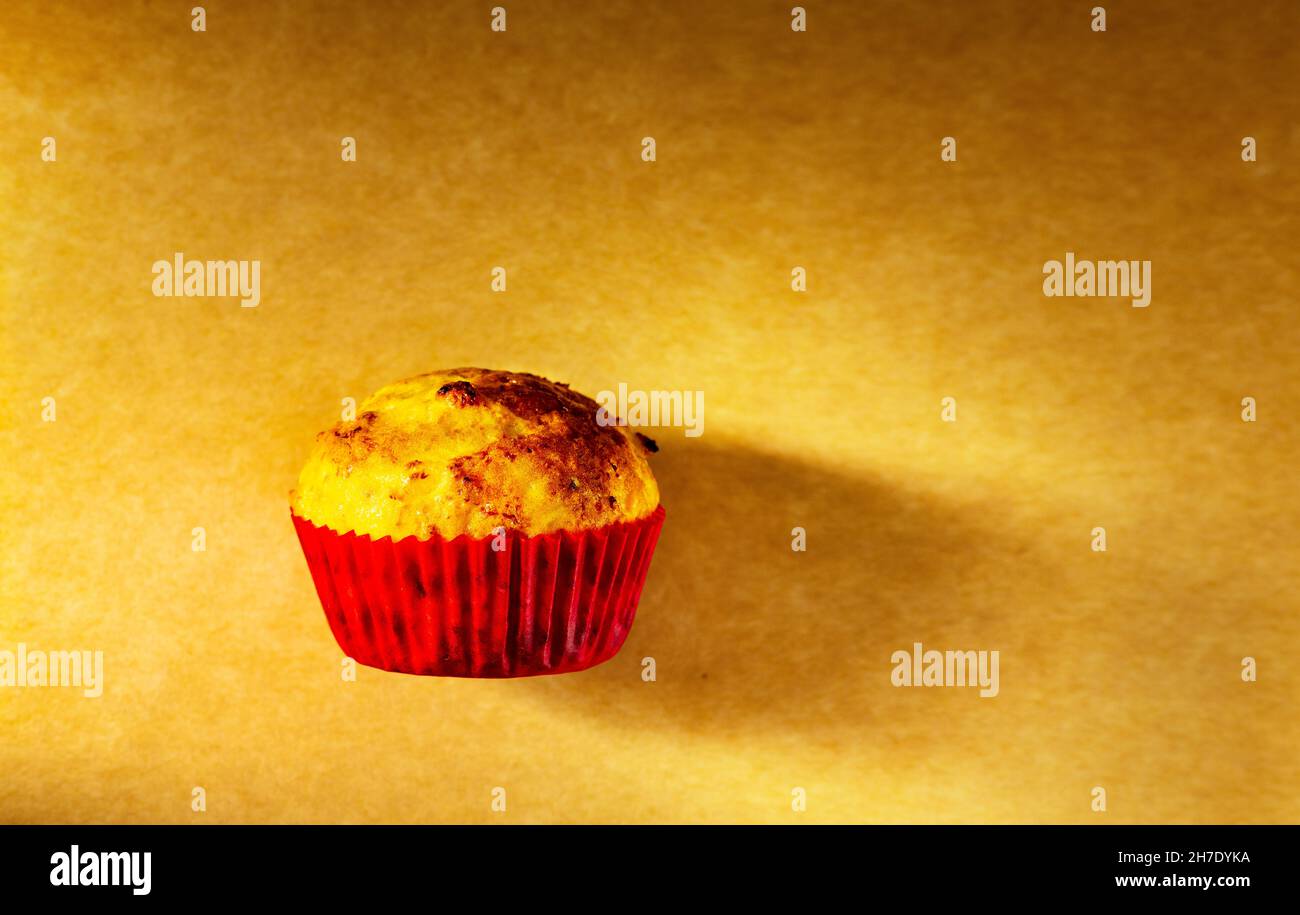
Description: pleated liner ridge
xmin=291 ymin=505 xmax=665 ymax=678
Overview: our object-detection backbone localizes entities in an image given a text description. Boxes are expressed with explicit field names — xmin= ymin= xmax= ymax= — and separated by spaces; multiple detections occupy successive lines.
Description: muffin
xmin=290 ymin=368 xmax=665 ymax=677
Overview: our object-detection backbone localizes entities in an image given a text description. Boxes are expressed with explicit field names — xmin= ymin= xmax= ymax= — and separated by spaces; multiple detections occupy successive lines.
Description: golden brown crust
xmin=291 ymin=368 xmax=660 ymax=540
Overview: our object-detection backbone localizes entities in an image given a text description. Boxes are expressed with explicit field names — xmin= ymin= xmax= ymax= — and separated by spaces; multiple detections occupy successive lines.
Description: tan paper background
xmin=1 ymin=0 xmax=1297 ymax=823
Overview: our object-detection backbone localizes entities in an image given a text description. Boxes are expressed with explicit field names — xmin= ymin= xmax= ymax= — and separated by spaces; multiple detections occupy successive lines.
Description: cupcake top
xmin=291 ymin=368 xmax=660 ymax=541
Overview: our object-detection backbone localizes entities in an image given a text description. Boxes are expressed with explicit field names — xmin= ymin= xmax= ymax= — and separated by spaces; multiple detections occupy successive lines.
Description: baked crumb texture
xmin=292 ymin=368 xmax=661 ymax=540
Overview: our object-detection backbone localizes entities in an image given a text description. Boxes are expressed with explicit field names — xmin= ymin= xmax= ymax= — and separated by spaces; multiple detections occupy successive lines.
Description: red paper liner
xmin=291 ymin=505 xmax=665 ymax=678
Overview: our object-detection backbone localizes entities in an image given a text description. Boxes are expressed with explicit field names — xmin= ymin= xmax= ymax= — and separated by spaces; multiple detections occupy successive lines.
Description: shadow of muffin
xmin=527 ymin=437 xmax=1056 ymax=740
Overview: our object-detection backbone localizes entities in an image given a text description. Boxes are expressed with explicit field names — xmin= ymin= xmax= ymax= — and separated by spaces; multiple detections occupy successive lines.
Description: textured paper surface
xmin=1 ymin=0 xmax=1297 ymax=823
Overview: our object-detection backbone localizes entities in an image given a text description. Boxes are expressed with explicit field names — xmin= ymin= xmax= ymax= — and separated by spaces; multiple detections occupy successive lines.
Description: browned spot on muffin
xmin=479 ymin=373 xmax=573 ymax=421
xmin=436 ymin=380 xmax=478 ymax=406
xmin=327 ymin=423 xmax=381 ymax=463
xmin=636 ymin=433 xmax=659 ymax=453
xmin=409 ymin=470 xmax=428 ymax=480
xmin=440 ymin=426 xmax=634 ymax=531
